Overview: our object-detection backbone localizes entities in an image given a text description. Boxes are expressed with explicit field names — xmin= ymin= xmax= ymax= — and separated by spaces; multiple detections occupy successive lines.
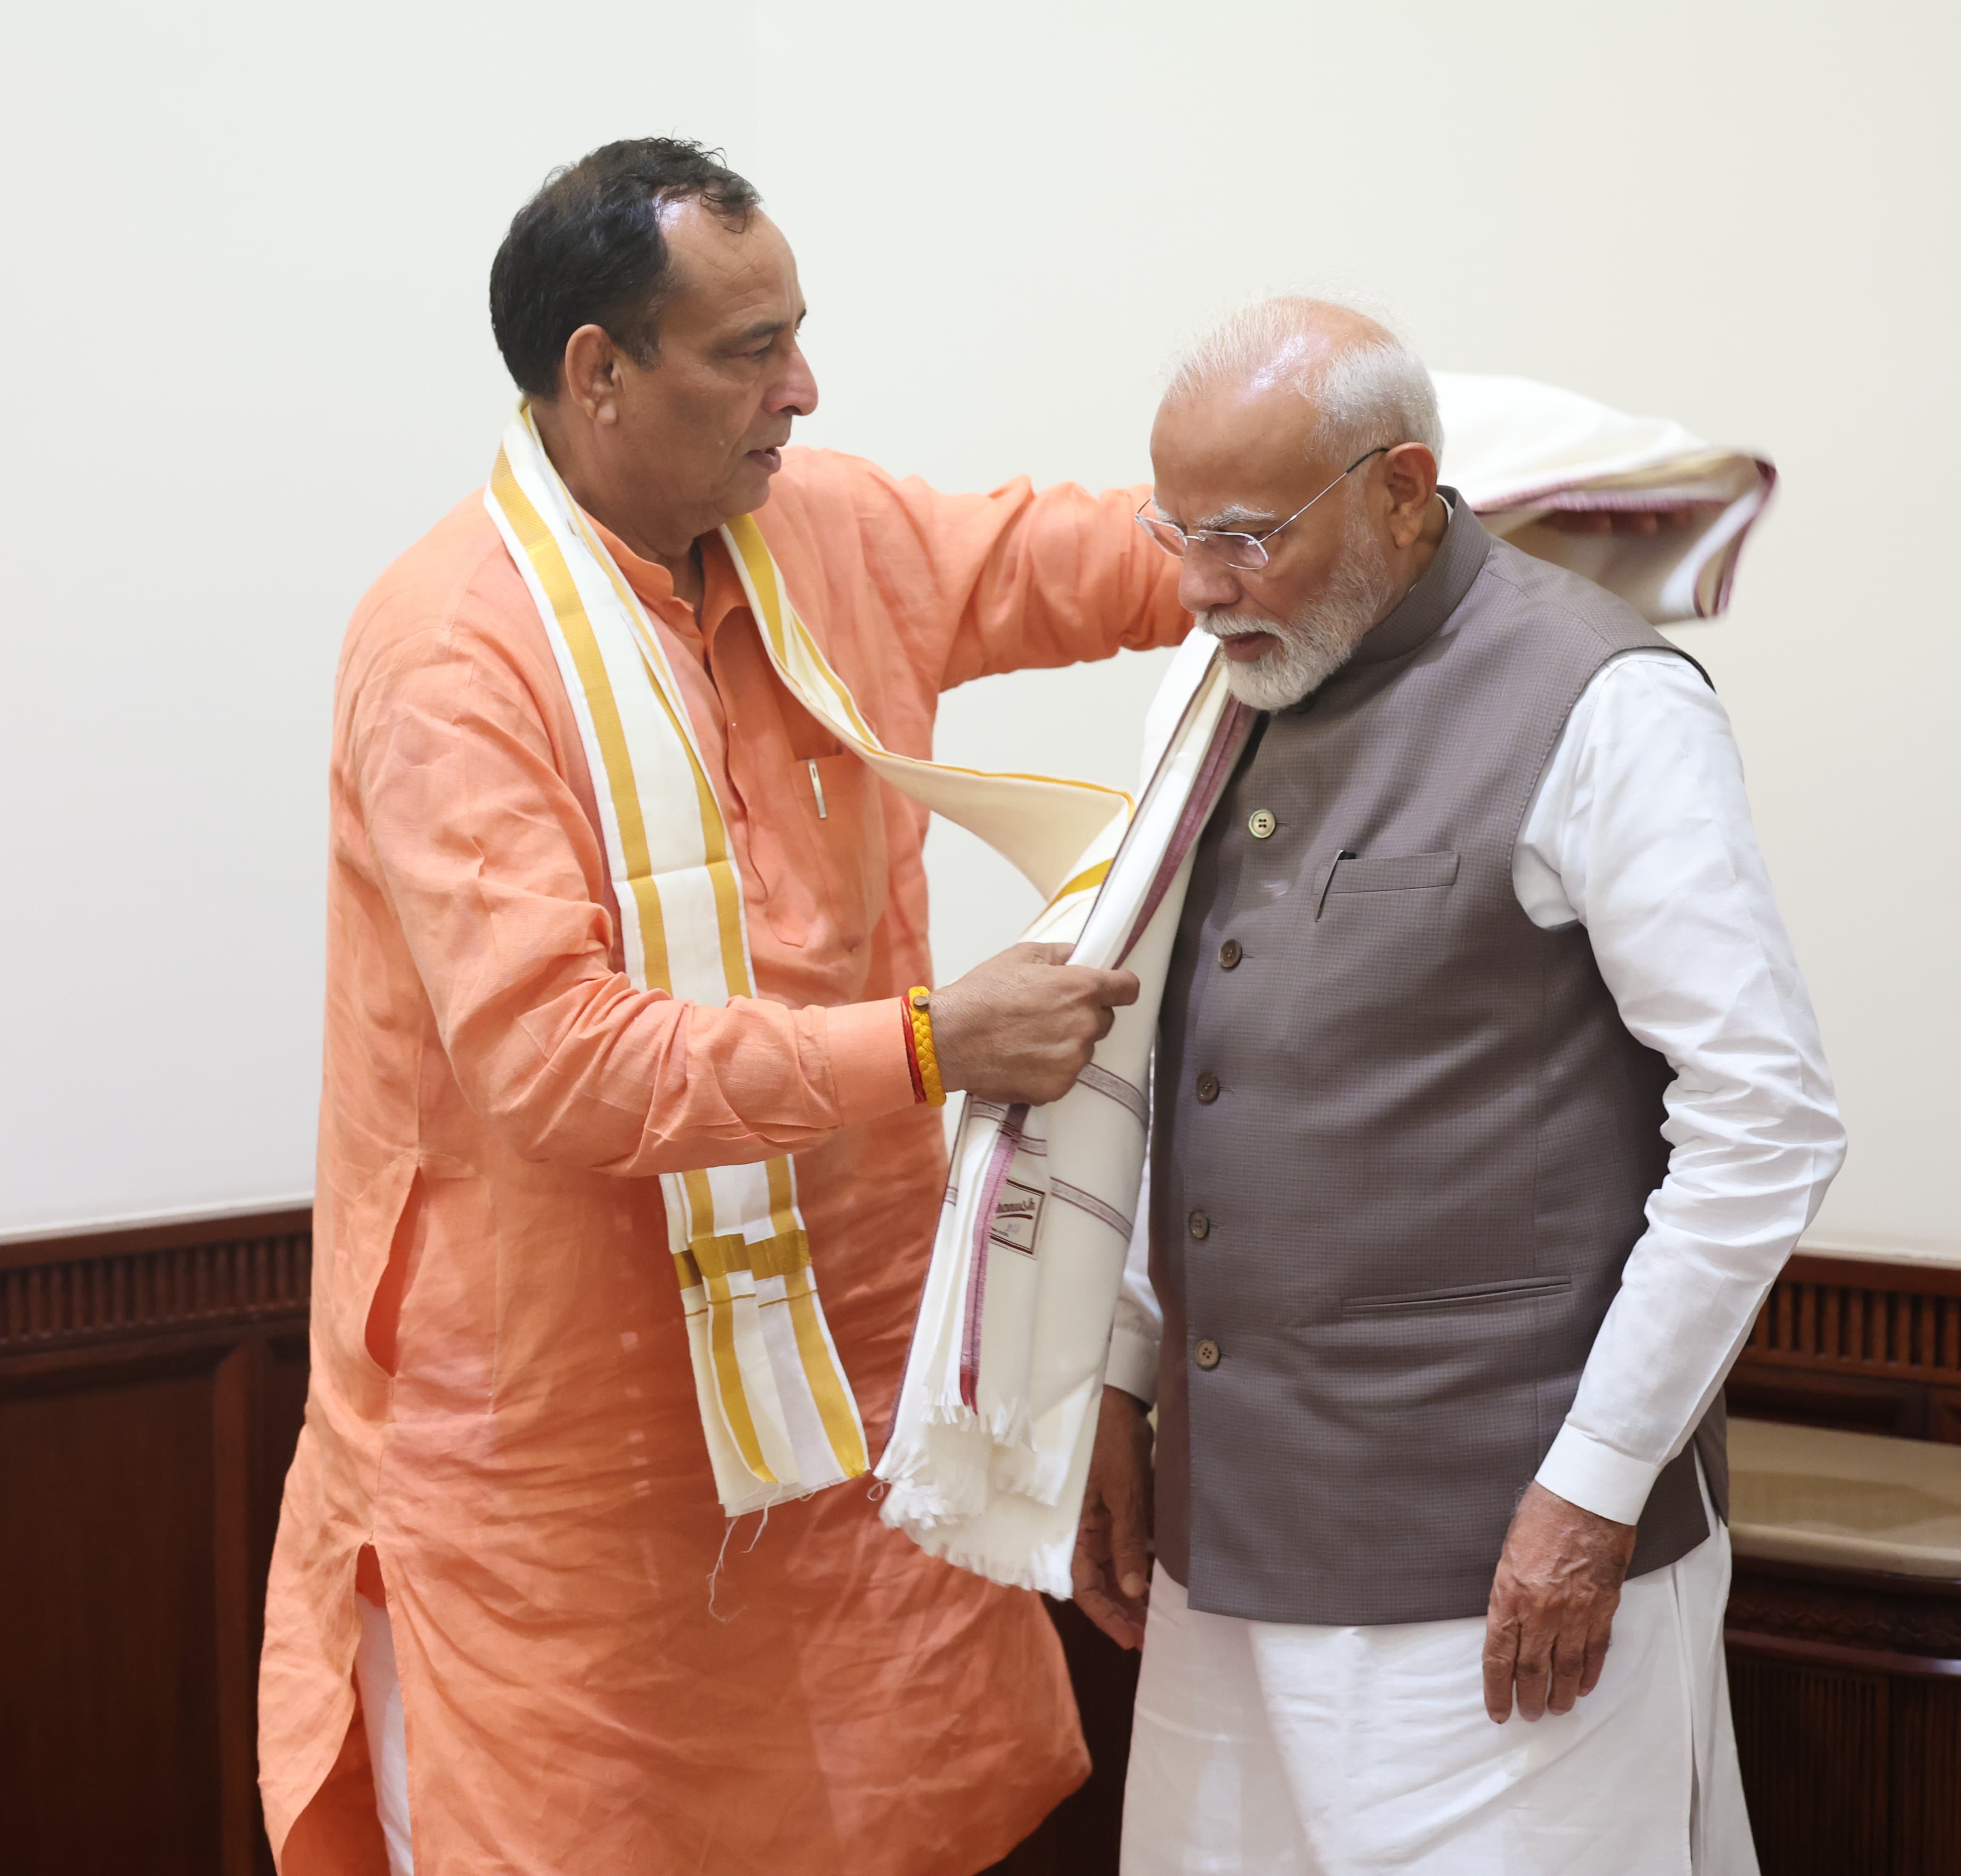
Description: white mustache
xmin=1202 ymin=613 xmax=1281 ymax=640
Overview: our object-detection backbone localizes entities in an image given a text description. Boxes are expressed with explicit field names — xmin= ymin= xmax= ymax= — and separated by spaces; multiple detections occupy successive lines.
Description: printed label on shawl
xmin=990 ymin=1181 xmax=1046 ymax=1256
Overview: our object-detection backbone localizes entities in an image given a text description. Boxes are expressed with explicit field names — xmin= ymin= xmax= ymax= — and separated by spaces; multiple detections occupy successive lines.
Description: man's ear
xmin=560 ymin=323 xmax=624 ymax=426
xmin=1382 ymin=443 xmax=1440 ymax=548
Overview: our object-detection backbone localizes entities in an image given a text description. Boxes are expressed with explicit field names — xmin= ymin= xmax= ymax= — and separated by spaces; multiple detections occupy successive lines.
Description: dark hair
xmin=489 ymin=138 xmax=762 ymax=398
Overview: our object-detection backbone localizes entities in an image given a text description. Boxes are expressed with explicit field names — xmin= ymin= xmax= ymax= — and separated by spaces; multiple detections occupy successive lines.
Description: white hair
xmin=1166 ymin=296 xmax=1444 ymax=463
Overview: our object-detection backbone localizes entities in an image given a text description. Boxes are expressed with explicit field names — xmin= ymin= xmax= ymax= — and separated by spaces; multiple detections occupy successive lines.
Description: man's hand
xmin=1483 ymin=1481 xmax=1637 ymax=1724
xmin=1071 ymin=1385 xmax=1154 ymax=1650
xmin=930 ymin=943 xmax=1140 ymax=1106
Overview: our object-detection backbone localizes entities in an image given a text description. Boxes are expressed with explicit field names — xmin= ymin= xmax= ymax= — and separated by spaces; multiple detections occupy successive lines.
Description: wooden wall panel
xmin=8 ymin=1220 xmax=1961 ymax=1876
xmin=0 ymin=1213 xmax=310 ymax=1876
xmin=1730 ymin=1653 xmax=1889 ymax=1876
xmin=1891 ymin=1676 xmax=1961 ymax=1872
xmin=0 ymin=1356 xmax=225 ymax=1872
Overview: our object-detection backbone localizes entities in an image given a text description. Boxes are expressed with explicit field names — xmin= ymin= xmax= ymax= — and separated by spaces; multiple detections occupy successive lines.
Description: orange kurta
xmin=260 ymin=445 xmax=1186 ymax=1876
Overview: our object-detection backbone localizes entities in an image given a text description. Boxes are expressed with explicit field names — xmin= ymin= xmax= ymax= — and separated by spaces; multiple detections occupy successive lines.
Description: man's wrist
xmin=824 ymin=1000 xmax=925 ymax=1128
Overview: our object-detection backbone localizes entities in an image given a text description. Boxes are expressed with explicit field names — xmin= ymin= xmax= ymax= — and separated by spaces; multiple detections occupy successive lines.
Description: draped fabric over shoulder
xmin=875 ymin=377 xmax=1773 ymax=1598
xmin=260 ymin=444 xmax=1186 ymax=1876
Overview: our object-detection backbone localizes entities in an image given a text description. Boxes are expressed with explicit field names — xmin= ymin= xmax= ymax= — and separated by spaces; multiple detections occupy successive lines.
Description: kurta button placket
xmin=1195 ymin=1072 xmax=1220 ymax=1104
xmin=1218 ymin=939 xmax=1243 ymax=970
xmin=1188 ymin=1211 xmax=1211 ymax=1240
xmin=1247 ymin=809 xmax=1277 ymax=839
xmin=1195 ymin=1339 xmax=1221 ymax=1371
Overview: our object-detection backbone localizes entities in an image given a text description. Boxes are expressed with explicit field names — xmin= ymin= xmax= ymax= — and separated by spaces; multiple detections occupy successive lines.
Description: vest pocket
xmin=1323 ymin=850 xmax=1460 ymax=894
xmin=1341 ymin=1273 xmax=1571 ymax=1315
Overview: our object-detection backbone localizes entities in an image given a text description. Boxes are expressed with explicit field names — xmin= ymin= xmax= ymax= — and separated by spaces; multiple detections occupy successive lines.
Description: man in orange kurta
xmin=259 ymin=139 xmax=1185 ymax=1873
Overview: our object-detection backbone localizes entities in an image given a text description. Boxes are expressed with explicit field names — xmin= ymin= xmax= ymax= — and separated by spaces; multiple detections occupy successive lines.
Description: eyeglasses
xmin=1135 ymin=446 xmax=1395 ymax=572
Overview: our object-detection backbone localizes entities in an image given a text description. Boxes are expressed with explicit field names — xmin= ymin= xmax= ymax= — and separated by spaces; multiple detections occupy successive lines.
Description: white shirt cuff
xmin=1104 ymin=1326 xmax=1160 ymax=1406
xmin=1534 ymin=1423 xmax=1661 ymax=1527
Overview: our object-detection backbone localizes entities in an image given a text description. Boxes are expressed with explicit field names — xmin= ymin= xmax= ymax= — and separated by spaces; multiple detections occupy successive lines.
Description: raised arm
xmin=778 ymin=450 xmax=1190 ymax=694
xmin=927 ymin=472 xmax=1190 ymax=689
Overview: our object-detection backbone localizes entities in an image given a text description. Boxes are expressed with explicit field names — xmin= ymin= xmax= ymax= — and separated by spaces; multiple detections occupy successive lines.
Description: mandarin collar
xmin=1344 ymin=488 xmax=1488 ymax=669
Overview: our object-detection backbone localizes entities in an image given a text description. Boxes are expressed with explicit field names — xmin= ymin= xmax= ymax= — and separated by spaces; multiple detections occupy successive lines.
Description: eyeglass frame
xmin=1134 ymin=444 xmax=1396 ymax=572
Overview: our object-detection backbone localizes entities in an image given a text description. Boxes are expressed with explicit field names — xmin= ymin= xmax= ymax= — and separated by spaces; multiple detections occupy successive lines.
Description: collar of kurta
xmin=1343 ymin=487 xmax=1491 ymax=671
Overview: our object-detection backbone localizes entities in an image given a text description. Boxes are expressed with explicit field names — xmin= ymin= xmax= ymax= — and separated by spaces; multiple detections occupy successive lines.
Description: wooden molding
xmin=1727 ymin=1628 xmax=1961 ymax=1682
xmin=1730 ymin=1554 xmax=1961 ymax=1659
xmin=1785 ymin=1253 xmax=1961 ymax=1301
xmin=0 ymin=1207 xmax=312 ymax=1361
xmin=0 ymin=1204 xmax=313 ymax=1273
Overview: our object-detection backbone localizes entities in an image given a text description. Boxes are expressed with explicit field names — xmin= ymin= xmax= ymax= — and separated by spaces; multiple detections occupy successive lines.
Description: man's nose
xmin=1178 ymin=553 xmax=1244 ymax=615
xmin=771 ymin=344 xmax=819 ymax=419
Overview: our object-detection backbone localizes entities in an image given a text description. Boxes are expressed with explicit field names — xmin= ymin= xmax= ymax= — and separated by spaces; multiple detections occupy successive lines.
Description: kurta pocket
xmin=364 ymin=1167 xmax=426 ymax=1376
xmin=748 ymin=752 xmax=889 ymax=952
xmin=798 ymin=752 xmax=890 ymax=956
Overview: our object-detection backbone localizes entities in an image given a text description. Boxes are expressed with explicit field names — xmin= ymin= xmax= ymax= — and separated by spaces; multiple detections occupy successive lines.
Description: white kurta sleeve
xmin=1106 ymin=1095 xmax=1163 ymax=1405
xmin=1520 ymin=651 xmax=1846 ymax=1525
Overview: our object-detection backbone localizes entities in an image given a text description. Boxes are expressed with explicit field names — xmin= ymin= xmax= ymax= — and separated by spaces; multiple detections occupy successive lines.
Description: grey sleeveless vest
xmin=1151 ymin=501 xmax=1725 ymax=1627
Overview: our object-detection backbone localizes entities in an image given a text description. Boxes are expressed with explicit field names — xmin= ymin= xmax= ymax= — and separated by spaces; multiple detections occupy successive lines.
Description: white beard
xmin=1205 ymin=496 xmax=1399 ymax=711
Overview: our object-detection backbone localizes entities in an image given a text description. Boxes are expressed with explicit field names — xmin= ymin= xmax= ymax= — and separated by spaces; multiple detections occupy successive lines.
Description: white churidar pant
xmin=354 ymin=1592 xmax=415 ymax=1876
xmin=1121 ymin=1481 xmax=1756 ymax=1876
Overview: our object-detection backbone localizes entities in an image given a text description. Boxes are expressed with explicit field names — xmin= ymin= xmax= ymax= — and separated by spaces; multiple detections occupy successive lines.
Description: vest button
xmin=1195 ymin=1072 xmax=1220 ymax=1104
xmin=1247 ymin=809 xmax=1277 ymax=839
xmin=1218 ymin=938 xmax=1243 ymax=970
xmin=1195 ymin=1338 xmax=1221 ymax=1370
xmin=1188 ymin=1210 xmax=1210 ymax=1240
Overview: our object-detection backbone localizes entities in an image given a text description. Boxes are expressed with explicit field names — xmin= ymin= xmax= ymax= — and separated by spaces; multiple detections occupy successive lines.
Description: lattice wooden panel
xmin=1746 ymin=1266 xmax=1961 ymax=1382
xmin=0 ymin=1231 xmax=311 ymax=1354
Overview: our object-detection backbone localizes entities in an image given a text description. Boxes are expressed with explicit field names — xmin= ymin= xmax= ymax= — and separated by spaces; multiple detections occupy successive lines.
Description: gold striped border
xmin=678 ymin=1169 xmax=773 ymax=1482
xmin=1045 ymin=858 xmax=1112 ymax=909
xmin=783 ymin=1265 xmax=868 ymax=1476
xmin=568 ymin=507 xmax=752 ymax=1001
xmin=492 ymin=449 xmax=673 ymax=990
xmin=722 ymin=515 xmax=1135 ymax=815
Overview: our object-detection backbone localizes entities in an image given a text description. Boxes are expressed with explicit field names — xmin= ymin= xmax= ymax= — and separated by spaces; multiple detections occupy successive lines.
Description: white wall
xmin=3 ymin=2 xmax=1955 ymax=1261
xmin=753 ymin=0 xmax=1961 ymax=1264
xmin=0 ymin=0 xmax=755 ymax=1236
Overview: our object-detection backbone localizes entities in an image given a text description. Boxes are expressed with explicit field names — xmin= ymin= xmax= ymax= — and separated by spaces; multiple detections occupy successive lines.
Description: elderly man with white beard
xmin=1070 ymin=299 xmax=1845 ymax=1876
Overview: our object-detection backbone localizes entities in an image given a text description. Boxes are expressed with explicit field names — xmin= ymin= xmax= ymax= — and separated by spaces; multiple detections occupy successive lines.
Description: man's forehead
xmin=659 ymin=201 xmax=801 ymax=323
xmin=1151 ymin=382 xmax=1333 ymax=522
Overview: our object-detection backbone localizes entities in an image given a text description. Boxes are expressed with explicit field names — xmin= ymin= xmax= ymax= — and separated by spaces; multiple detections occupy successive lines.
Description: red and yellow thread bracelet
xmin=899 ymin=995 xmax=927 ymax=1104
xmin=904 ymin=985 xmax=946 ymax=1108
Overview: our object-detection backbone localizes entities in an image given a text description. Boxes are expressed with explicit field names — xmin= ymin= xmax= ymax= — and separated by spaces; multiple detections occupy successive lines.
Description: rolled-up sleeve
xmin=351 ymin=624 xmax=916 ymax=1174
